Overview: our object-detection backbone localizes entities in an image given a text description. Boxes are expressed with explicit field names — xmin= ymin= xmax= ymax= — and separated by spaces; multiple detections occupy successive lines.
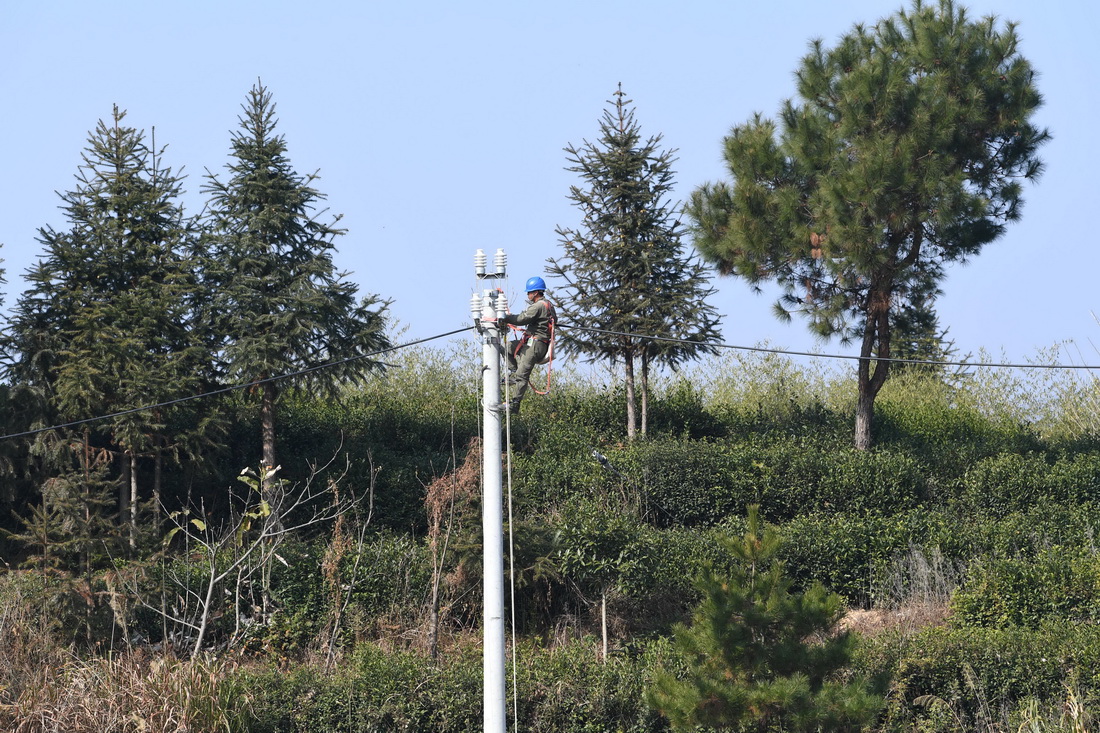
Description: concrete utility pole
xmin=471 ymin=248 xmax=508 ymax=733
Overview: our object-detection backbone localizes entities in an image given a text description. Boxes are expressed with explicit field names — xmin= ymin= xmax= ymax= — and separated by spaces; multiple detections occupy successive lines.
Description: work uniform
xmin=503 ymin=297 xmax=555 ymax=409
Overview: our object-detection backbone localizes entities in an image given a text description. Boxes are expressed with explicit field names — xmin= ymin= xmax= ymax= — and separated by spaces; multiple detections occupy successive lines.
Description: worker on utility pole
xmin=502 ymin=276 xmax=555 ymax=414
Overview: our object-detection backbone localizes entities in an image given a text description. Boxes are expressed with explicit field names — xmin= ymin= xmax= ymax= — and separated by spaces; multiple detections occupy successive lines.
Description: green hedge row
xmin=857 ymin=622 xmax=1100 ymax=732
xmin=779 ymin=502 xmax=1100 ymax=605
xmin=242 ymin=640 xmax=669 ymax=733
xmin=241 ymin=623 xmax=1100 ymax=733
xmin=513 ymin=427 xmax=1100 ymax=529
xmin=514 ymin=435 xmax=933 ymax=526
xmin=952 ymin=548 xmax=1100 ymax=628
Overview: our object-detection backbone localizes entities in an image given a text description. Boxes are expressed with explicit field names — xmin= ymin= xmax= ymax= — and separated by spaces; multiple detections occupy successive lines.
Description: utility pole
xmin=471 ymin=248 xmax=508 ymax=733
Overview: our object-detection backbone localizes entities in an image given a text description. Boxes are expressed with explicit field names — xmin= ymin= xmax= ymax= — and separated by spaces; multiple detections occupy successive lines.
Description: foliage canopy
xmin=687 ymin=0 xmax=1049 ymax=448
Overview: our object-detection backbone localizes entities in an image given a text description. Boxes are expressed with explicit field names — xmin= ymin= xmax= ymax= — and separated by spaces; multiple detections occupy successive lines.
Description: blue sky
xmin=1 ymin=0 xmax=1096 ymax=367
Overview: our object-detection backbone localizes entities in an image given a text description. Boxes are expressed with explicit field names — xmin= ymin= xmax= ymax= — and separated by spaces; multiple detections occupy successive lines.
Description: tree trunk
xmin=624 ymin=352 xmax=636 ymax=441
xmin=192 ymin=556 xmax=219 ymax=659
xmin=854 ymin=287 xmax=893 ymax=451
xmin=129 ymin=451 xmax=139 ymax=549
xmin=261 ymin=381 xmax=278 ymax=488
xmin=260 ymin=380 xmax=279 ymax=620
xmin=119 ymin=451 xmax=130 ymax=532
xmin=854 ymin=384 xmax=876 ymax=451
xmin=600 ymin=586 xmax=608 ymax=663
xmin=153 ymin=442 xmax=162 ymax=514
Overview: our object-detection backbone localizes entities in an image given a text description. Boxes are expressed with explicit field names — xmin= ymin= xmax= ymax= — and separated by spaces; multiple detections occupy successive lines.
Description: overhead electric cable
xmin=0 ymin=326 xmax=475 ymax=442
xmin=559 ymin=323 xmax=1100 ymax=371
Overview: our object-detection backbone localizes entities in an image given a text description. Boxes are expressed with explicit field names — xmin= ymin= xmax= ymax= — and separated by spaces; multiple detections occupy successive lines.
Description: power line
xmin=5 ymin=319 xmax=1097 ymax=444
xmin=0 ymin=326 xmax=475 ymax=442
xmin=558 ymin=322 xmax=1100 ymax=371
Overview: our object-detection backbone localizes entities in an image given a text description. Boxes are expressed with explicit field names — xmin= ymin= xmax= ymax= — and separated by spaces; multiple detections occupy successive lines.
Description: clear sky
xmin=1 ymin=0 xmax=1096 ymax=367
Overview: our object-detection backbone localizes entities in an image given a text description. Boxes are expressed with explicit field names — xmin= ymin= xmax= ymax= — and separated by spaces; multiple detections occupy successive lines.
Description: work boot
xmin=508 ymin=398 xmax=521 ymax=415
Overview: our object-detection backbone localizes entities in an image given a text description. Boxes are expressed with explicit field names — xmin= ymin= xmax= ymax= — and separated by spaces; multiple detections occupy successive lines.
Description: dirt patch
xmin=840 ymin=603 xmax=951 ymax=637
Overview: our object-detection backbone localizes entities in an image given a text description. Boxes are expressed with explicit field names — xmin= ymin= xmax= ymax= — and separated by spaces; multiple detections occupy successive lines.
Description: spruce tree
xmin=5 ymin=106 xmax=207 ymax=550
xmin=549 ymin=85 xmax=721 ymax=439
xmin=687 ymin=0 xmax=1048 ymax=449
xmin=200 ymin=81 xmax=391 ymax=480
xmin=647 ymin=506 xmax=882 ymax=731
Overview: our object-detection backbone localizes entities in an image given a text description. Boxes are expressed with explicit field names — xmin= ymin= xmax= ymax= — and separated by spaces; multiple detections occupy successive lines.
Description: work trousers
xmin=506 ymin=337 xmax=549 ymax=400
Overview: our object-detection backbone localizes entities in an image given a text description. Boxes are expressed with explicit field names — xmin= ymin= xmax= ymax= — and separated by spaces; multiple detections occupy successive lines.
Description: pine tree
xmin=549 ymin=85 xmax=721 ymax=439
xmin=200 ymin=81 xmax=391 ymax=481
xmin=687 ymin=0 xmax=1048 ymax=449
xmin=5 ymin=106 xmax=208 ymax=550
xmin=647 ymin=506 xmax=882 ymax=731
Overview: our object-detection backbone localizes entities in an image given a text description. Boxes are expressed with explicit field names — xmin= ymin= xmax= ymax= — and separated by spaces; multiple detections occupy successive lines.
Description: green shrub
xmin=721 ymin=440 xmax=924 ymax=521
xmin=778 ymin=513 xmax=898 ymax=604
xmin=519 ymin=434 xmax=933 ymax=532
xmin=778 ymin=510 xmax=975 ymax=604
xmin=689 ymin=351 xmax=850 ymax=446
xmin=515 ymin=639 xmax=669 ymax=732
xmin=1048 ymin=452 xmax=1100 ymax=504
xmin=817 ymin=448 xmax=928 ymax=515
xmin=643 ymin=379 xmax=727 ymax=439
xmin=952 ymin=548 xmax=1100 ymax=628
xmin=972 ymin=501 xmax=1100 ymax=558
xmin=954 ymin=452 xmax=1056 ymax=517
xmin=857 ymin=622 xmax=1100 ymax=731
xmin=617 ymin=438 xmax=753 ymax=527
xmin=253 ymin=532 xmax=432 ymax=655
xmin=241 ymin=639 xmax=668 ymax=732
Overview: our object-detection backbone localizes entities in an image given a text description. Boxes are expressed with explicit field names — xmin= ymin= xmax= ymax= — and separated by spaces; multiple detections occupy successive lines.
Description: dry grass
xmin=2 ymin=650 xmax=249 ymax=733
xmin=842 ymin=545 xmax=962 ymax=638
xmin=1 ymin=571 xmax=249 ymax=732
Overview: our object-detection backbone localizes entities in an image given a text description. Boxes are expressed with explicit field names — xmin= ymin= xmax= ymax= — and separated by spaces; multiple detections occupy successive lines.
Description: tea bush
xmin=955 ymin=452 xmax=1055 ymax=518
xmin=242 ymin=639 xmax=669 ymax=732
xmin=952 ymin=548 xmax=1100 ymax=628
xmin=858 ymin=622 xmax=1100 ymax=731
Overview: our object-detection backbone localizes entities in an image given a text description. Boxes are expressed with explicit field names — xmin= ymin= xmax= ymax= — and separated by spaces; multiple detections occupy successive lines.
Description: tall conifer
xmin=5 ymin=106 xmax=206 ymax=551
xmin=200 ymin=82 xmax=390 ymax=479
xmin=549 ymin=86 xmax=721 ymax=439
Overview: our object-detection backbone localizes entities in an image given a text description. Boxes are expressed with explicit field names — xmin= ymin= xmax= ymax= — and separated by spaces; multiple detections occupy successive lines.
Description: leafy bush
xmin=952 ymin=548 xmax=1100 ymax=628
xmin=857 ymin=622 xmax=1100 ymax=731
xmin=1047 ymin=451 xmax=1100 ymax=504
xmin=242 ymin=639 xmax=668 ymax=732
xmin=239 ymin=532 xmax=434 ymax=657
xmin=616 ymin=438 xmax=753 ymax=527
xmin=688 ymin=350 xmax=849 ymax=446
xmin=954 ymin=452 xmax=1055 ymax=517
xmin=642 ymin=378 xmax=727 ymax=439
xmin=971 ymin=501 xmax=1100 ymax=559
xmin=873 ymin=370 xmax=1039 ymax=471
xmin=816 ymin=448 xmax=928 ymax=515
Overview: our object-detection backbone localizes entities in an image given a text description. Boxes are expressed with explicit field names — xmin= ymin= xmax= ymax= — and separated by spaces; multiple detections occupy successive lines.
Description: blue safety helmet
xmin=525 ymin=276 xmax=546 ymax=293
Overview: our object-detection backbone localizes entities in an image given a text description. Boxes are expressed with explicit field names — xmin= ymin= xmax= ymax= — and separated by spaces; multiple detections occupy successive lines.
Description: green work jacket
xmin=503 ymin=298 xmax=555 ymax=341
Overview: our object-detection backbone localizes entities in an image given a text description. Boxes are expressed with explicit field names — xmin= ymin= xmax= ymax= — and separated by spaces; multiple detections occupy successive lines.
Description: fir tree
xmin=200 ymin=81 xmax=391 ymax=481
xmin=687 ymin=0 xmax=1048 ymax=449
xmin=549 ymin=85 xmax=721 ymax=439
xmin=4 ymin=106 xmax=208 ymax=550
xmin=647 ymin=506 xmax=882 ymax=731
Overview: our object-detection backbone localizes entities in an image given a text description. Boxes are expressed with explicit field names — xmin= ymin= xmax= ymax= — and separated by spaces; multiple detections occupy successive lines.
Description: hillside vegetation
xmin=3 ymin=341 xmax=1100 ymax=732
